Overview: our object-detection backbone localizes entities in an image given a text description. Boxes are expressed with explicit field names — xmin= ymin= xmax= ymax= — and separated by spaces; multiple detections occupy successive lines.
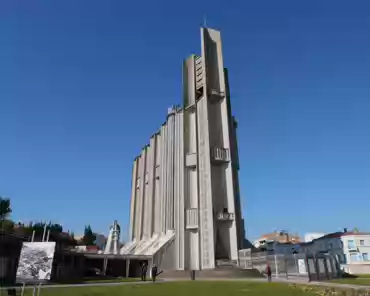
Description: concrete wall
xmin=342 ymin=263 xmax=370 ymax=274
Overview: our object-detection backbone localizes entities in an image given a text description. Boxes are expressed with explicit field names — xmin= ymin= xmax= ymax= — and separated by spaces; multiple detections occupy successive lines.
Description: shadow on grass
xmin=341 ymin=272 xmax=359 ymax=279
xmin=53 ymin=276 xmax=139 ymax=284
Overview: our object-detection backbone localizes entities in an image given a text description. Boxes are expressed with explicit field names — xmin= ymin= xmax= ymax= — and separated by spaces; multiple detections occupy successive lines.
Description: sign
xmin=16 ymin=242 xmax=56 ymax=282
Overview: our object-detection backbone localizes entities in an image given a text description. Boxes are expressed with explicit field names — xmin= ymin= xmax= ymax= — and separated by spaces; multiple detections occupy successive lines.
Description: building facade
xmin=254 ymin=231 xmax=301 ymax=249
xmin=121 ymin=27 xmax=244 ymax=271
xmin=304 ymin=233 xmax=326 ymax=243
xmin=299 ymin=231 xmax=370 ymax=274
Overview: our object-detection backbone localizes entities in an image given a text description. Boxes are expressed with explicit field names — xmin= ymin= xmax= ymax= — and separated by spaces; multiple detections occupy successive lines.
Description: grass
xmin=46 ymin=277 xmax=140 ymax=285
xmin=82 ymin=277 xmax=140 ymax=283
xmin=22 ymin=281 xmax=316 ymax=296
xmin=331 ymin=278 xmax=370 ymax=286
xmin=356 ymin=274 xmax=370 ymax=279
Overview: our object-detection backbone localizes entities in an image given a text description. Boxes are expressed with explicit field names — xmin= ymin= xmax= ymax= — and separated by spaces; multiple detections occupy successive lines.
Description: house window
xmin=360 ymin=240 xmax=365 ymax=246
xmin=348 ymin=240 xmax=356 ymax=249
xmin=350 ymin=253 xmax=359 ymax=262
xmin=363 ymin=253 xmax=369 ymax=261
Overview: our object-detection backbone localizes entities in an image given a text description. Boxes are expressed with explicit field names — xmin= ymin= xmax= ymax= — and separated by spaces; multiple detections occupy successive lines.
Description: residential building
xmin=299 ymin=231 xmax=370 ymax=274
xmin=254 ymin=231 xmax=301 ymax=249
xmin=263 ymin=241 xmax=301 ymax=255
xmin=342 ymin=233 xmax=370 ymax=265
xmin=122 ymin=27 xmax=245 ymax=271
xmin=300 ymin=232 xmax=345 ymax=263
xmin=304 ymin=233 xmax=325 ymax=242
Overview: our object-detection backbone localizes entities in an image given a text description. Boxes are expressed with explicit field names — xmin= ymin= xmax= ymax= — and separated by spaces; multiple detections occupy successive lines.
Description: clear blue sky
xmin=1 ymin=0 xmax=369 ymax=241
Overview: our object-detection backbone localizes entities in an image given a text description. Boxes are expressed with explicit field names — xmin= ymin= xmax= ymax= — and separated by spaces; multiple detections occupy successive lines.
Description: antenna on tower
xmin=203 ymin=15 xmax=207 ymax=28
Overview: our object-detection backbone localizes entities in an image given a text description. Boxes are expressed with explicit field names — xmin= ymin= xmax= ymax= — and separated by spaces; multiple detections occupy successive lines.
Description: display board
xmin=16 ymin=242 xmax=56 ymax=282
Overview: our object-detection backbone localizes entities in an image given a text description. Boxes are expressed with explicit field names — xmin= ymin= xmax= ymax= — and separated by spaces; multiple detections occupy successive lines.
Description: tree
xmin=48 ymin=223 xmax=63 ymax=234
xmin=0 ymin=219 xmax=14 ymax=232
xmin=0 ymin=197 xmax=12 ymax=220
xmin=82 ymin=225 xmax=96 ymax=246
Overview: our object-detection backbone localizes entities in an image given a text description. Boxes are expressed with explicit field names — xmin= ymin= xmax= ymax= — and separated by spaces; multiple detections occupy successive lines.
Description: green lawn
xmin=331 ymin=278 xmax=370 ymax=286
xmin=356 ymin=274 xmax=370 ymax=279
xmin=23 ymin=281 xmax=316 ymax=296
xmin=48 ymin=277 xmax=140 ymax=285
xmin=83 ymin=277 xmax=140 ymax=283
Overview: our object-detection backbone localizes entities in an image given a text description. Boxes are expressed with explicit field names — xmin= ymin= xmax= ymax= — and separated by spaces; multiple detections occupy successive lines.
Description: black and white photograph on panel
xmin=16 ymin=242 xmax=56 ymax=281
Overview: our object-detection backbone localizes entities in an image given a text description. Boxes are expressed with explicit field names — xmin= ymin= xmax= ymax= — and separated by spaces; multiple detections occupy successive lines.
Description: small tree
xmin=0 ymin=219 xmax=14 ymax=232
xmin=0 ymin=197 xmax=12 ymax=220
xmin=82 ymin=225 xmax=96 ymax=246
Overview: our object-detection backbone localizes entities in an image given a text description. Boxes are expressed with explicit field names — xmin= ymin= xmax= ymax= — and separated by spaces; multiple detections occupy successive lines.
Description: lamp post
xmin=274 ymin=239 xmax=278 ymax=278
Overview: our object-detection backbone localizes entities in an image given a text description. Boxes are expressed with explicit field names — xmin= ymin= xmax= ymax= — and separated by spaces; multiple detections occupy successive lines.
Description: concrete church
xmin=121 ymin=27 xmax=246 ymax=271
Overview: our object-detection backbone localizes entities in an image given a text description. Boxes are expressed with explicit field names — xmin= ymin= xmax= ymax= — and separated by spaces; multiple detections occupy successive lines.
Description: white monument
xmin=121 ymin=27 xmax=245 ymax=271
xmin=104 ymin=220 xmax=121 ymax=255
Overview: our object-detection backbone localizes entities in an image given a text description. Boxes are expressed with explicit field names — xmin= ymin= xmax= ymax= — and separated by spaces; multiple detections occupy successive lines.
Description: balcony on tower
xmin=216 ymin=208 xmax=235 ymax=222
xmin=208 ymin=88 xmax=225 ymax=103
xmin=210 ymin=147 xmax=230 ymax=164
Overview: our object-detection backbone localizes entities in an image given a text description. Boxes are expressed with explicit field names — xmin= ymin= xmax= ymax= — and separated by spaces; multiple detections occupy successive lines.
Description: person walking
xmin=141 ymin=262 xmax=148 ymax=281
xmin=266 ymin=264 xmax=272 ymax=282
xmin=151 ymin=264 xmax=158 ymax=282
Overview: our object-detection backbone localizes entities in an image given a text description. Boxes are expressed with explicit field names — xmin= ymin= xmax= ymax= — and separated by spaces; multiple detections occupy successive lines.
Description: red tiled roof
xmin=86 ymin=245 xmax=99 ymax=251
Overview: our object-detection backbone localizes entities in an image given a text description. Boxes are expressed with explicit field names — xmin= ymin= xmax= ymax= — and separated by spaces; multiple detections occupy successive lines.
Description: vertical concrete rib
xmin=129 ymin=159 xmax=138 ymax=241
xmin=166 ymin=113 xmax=175 ymax=230
xmin=178 ymin=111 xmax=185 ymax=269
xmin=160 ymin=124 xmax=168 ymax=233
xmin=173 ymin=110 xmax=185 ymax=270
xmin=154 ymin=133 xmax=161 ymax=234
xmin=196 ymin=98 xmax=215 ymax=269
xmin=198 ymin=27 xmax=220 ymax=269
xmin=134 ymin=157 xmax=141 ymax=240
xmin=202 ymin=27 xmax=239 ymax=261
xmin=137 ymin=148 xmax=147 ymax=240
xmin=174 ymin=112 xmax=179 ymax=269
xmin=145 ymin=136 xmax=156 ymax=238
